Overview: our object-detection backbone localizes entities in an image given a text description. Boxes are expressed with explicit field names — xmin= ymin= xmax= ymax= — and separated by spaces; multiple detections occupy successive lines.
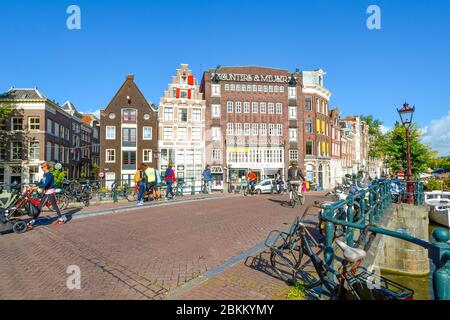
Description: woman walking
xmin=34 ymin=162 xmax=66 ymax=226
xmin=164 ymin=163 xmax=176 ymax=200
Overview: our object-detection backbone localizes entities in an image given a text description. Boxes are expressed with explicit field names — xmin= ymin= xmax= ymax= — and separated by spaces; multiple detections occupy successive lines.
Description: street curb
xmin=165 ymin=239 xmax=273 ymax=300
xmin=69 ymin=194 xmax=242 ymax=221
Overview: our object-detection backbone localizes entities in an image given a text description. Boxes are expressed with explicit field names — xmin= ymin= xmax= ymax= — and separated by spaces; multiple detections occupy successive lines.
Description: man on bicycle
xmin=246 ymin=169 xmax=257 ymax=192
xmin=287 ymin=161 xmax=305 ymax=193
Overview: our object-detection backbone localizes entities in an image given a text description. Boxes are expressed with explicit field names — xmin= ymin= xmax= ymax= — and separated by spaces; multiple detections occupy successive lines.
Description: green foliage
xmin=51 ymin=169 xmax=65 ymax=188
xmin=0 ymin=104 xmax=14 ymax=123
xmin=382 ymin=123 xmax=434 ymax=177
xmin=425 ymin=179 xmax=450 ymax=191
xmin=429 ymin=157 xmax=450 ymax=171
xmin=360 ymin=114 xmax=385 ymax=158
xmin=287 ymin=282 xmax=307 ymax=300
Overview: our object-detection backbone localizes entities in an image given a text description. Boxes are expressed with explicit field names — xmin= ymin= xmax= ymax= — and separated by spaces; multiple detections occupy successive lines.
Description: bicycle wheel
xmin=295 ymin=236 xmax=324 ymax=290
xmin=56 ymin=194 xmax=69 ymax=210
xmin=270 ymin=242 xmax=302 ymax=284
xmin=299 ymin=193 xmax=305 ymax=206
xmin=290 ymin=191 xmax=299 ymax=208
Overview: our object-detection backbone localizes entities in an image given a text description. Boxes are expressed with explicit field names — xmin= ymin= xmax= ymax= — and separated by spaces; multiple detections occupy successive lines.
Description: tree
xmin=382 ymin=122 xmax=434 ymax=177
xmin=360 ymin=114 xmax=385 ymax=158
xmin=51 ymin=169 xmax=65 ymax=188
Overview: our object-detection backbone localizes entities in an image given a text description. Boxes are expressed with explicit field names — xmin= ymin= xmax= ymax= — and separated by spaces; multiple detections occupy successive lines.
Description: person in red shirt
xmin=164 ymin=163 xmax=176 ymax=200
xmin=246 ymin=170 xmax=257 ymax=192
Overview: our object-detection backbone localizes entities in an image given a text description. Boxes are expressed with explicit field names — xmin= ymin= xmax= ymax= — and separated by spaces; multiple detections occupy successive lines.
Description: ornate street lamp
xmin=397 ymin=102 xmax=416 ymax=204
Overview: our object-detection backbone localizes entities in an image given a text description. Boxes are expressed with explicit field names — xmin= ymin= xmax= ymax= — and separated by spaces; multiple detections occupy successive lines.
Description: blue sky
xmin=1 ymin=0 xmax=449 ymax=155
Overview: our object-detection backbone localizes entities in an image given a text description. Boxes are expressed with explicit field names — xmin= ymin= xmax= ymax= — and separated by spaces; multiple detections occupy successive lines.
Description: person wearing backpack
xmin=134 ymin=163 xmax=148 ymax=206
xmin=164 ymin=163 xmax=176 ymax=200
xmin=145 ymin=165 xmax=157 ymax=200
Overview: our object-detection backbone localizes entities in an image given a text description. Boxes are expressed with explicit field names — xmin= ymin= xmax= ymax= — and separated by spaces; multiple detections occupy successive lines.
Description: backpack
xmin=133 ymin=170 xmax=141 ymax=183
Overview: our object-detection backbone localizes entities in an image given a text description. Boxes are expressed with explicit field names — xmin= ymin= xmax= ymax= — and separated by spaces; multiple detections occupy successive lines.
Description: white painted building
xmin=158 ymin=64 xmax=206 ymax=181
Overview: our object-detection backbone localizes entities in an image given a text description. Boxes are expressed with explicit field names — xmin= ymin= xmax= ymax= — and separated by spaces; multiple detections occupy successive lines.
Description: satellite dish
xmin=54 ymin=163 xmax=62 ymax=170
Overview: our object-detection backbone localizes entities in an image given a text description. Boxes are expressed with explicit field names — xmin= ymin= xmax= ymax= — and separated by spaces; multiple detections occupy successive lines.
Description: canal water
xmin=380 ymin=222 xmax=445 ymax=300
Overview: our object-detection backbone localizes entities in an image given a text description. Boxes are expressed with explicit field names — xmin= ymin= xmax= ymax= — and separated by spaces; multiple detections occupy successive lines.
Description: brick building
xmin=158 ymin=64 xmax=206 ymax=182
xmin=100 ymin=75 xmax=158 ymax=187
xmin=0 ymin=88 xmax=99 ymax=184
xmin=201 ymin=66 xmax=304 ymax=189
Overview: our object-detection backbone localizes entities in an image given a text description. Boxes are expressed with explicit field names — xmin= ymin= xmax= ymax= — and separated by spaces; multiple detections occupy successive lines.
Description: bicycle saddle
xmin=336 ymin=240 xmax=366 ymax=263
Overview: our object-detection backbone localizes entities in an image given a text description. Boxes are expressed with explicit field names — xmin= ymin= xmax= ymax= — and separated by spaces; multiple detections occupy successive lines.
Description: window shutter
xmin=187 ymin=89 xmax=191 ymax=99
xmin=188 ymin=75 xmax=194 ymax=85
xmin=176 ymin=88 xmax=180 ymax=98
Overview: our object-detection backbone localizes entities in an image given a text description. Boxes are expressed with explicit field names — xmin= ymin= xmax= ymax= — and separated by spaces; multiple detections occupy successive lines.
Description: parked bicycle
xmin=266 ymin=216 xmax=414 ymax=300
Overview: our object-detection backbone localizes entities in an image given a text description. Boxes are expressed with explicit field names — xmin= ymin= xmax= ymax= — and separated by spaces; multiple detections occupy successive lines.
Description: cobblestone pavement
xmin=0 ymin=192 xmax=327 ymax=299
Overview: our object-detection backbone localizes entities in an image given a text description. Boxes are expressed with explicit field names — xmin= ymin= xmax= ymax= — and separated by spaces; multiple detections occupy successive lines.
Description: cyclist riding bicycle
xmin=287 ymin=161 xmax=305 ymax=190
xmin=246 ymin=169 xmax=257 ymax=192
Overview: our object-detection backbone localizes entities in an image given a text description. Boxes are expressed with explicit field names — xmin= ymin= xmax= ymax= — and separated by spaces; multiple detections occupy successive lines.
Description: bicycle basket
xmin=347 ymin=268 xmax=414 ymax=300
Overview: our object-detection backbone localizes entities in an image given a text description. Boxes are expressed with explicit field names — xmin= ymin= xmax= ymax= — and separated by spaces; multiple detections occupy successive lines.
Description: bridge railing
xmin=321 ymin=179 xmax=450 ymax=300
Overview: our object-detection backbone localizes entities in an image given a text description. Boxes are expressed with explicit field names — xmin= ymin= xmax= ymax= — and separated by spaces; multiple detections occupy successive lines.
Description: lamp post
xmin=397 ymin=102 xmax=416 ymax=205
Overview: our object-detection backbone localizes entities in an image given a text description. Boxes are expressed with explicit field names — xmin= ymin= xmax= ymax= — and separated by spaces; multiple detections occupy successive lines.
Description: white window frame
xmin=288 ymin=87 xmax=297 ymax=99
xmin=106 ymin=149 xmax=116 ymax=163
xmin=143 ymin=126 xmax=153 ymax=140
xmin=277 ymin=124 xmax=283 ymax=136
xmin=268 ymin=103 xmax=275 ymax=114
xmin=28 ymin=117 xmax=40 ymax=130
xmin=289 ymin=128 xmax=297 ymax=142
xmin=227 ymin=101 xmax=233 ymax=113
xmin=289 ymin=106 xmax=297 ymax=119
xmin=252 ymin=102 xmax=258 ymax=113
xmin=211 ymin=84 xmax=221 ymax=97
xmin=29 ymin=141 xmax=40 ymax=160
xmin=227 ymin=123 xmax=233 ymax=136
xmin=192 ymin=108 xmax=202 ymax=122
xmin=260 ymin=123 xmax=267 ymax=136
xmin=106 ymin=126 xmax=116 ymax=140
xmin=192 ymin=127 xmax=201 ymax=141
xmin=276 ymin=103 xmax=283 ymax=114
xmin=235 ymin=123 xmax=242 ymax=136
xmin=177 ymin=127 xmax=187 ymax=141
xmin=164 ymin=107 xmax=174 ymax=121
xmin=235 ymin=101 xmax=242 ymax=113
xmin=244 ymin=123 xmax=250 ymax=136
xmin=212 ymin=104 xmax=221 ymax=118
xmin=243 ymin=102 xmax=250 ymax=113
xmin=143 ymin=149 xmax=152 ymax=162
xmin=211 ymin=126 xmax=221 ymax=141
xmin=163 ymin=127 xmax=173 ymax=140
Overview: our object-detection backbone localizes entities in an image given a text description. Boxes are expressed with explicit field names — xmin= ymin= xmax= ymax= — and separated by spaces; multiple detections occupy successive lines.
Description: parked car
xmin=254 ymin=179 xmax=274 ymax=194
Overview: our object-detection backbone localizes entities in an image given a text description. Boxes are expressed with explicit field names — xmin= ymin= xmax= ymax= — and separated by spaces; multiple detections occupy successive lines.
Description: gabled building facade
xmin=100 ymin=75 xmax=158 ymax=186
xmin=0 ymin=88 xmax=99 ymax=184
xmin=158 ymin=64 xmax=206 ymax=181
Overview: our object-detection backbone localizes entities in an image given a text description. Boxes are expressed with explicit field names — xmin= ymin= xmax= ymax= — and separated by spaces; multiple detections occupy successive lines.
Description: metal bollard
xmin=191 ymin=178 xmax=195 ymax=195
xmin=431 ymin=228 xmax=450 ymax=300
xmin=112 ymin=182 xmax=118 ymax=203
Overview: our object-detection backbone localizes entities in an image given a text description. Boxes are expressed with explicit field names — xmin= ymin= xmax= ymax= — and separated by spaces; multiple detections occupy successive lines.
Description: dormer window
xmin=122 ymin=109 xmax=137 ymax=123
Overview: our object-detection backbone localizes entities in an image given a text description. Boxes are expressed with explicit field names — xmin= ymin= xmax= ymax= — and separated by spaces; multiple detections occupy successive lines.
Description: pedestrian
xmin=154 ymin=168 xmax=162 ymax=201
xmin=145 ymin=165 xmax=157 ymax=200
xmin=34 ymin=162 xmax=67 ymax=226
xmin=134 ymin=163 xmax=148 ymax=206
xmin=164 ymin=163 xmax=176 ymax=200
xmin=202 ymin=164 xmax=213 ymax=193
